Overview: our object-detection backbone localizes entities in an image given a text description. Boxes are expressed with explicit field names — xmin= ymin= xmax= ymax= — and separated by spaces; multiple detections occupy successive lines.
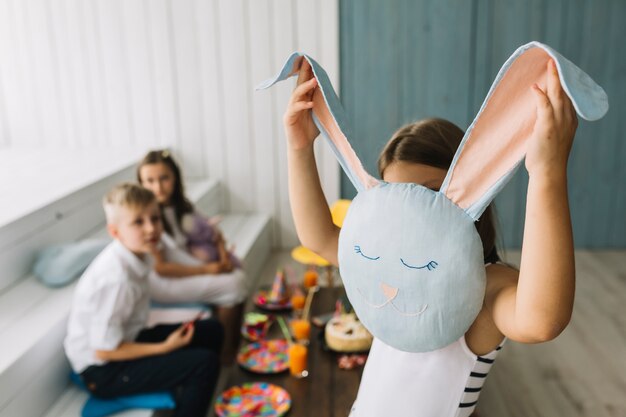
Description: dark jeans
xmin=81 ymin=319 xmax=224 ymax=417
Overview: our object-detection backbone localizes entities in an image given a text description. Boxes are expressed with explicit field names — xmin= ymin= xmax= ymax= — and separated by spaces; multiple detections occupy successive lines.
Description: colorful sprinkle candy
xmin=237 ymin=340 xmax=289 ymax=374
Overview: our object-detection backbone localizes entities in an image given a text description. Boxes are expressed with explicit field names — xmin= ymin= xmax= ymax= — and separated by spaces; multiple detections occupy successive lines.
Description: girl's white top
xmin=349 ymin=335 xmax=503 ymax=417
xmin=162 ymin=206 xmax=187 ymax=248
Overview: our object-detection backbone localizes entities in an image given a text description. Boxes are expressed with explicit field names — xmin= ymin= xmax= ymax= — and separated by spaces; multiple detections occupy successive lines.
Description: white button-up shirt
xmin=64 ymin=240 xmax=151 ymax=373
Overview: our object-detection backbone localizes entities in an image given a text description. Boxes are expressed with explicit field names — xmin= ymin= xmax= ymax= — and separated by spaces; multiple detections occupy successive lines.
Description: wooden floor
xmin=479 ymin=249 xmax=626 ymax=417
xmin=223 ymin=249 xmax=626 ymax=417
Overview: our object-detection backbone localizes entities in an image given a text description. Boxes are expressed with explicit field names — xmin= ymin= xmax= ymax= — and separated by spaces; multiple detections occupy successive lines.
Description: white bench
xmin=0 ymin=163 xmax=271 ymax=417
xmin=42 ymin=386 xmax=157 ymax=417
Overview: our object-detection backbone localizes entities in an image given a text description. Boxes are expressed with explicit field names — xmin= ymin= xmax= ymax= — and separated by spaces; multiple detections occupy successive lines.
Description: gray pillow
xmin=33 ymin=239 xmax=110 ymax=287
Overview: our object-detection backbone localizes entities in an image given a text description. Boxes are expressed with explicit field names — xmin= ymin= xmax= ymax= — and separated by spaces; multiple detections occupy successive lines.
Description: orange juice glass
xmin=288 ymin=342 xmax=308 ymax=378
xmin=303 ymin=269 xmax=318 ymax=289
xmin=291 ymin=319 xmax=311 ymax=343
xmin=291 ymin=293 xmax=306 ymax=310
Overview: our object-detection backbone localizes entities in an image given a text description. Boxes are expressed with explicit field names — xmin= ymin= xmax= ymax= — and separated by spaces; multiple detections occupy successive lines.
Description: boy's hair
xmin=136 ymin=150 xmax=194 ymax=235
xmin=103 ymin=183 xmax=158 ymax=224
xmin=378 ymin=118 xmax=499 ymax=260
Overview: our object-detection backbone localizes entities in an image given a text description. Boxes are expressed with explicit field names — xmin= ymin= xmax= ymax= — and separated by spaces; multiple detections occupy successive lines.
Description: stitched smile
xmin=356 ymin=287 xmax=428 ymax=317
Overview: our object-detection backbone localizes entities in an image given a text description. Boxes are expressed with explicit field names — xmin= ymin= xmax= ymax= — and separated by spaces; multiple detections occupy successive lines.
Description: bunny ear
xmin=440 ymin=42 xmax=608 ymax=220
xmin=256 ymin=53 xmax=379 ymax=193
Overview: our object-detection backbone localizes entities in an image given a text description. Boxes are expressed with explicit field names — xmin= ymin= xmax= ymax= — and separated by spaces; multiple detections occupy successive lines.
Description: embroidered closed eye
xmin=400 ymin=259 xmax=438 ymax=271
xmin=354 ymin=245 xmax=380 ymax=261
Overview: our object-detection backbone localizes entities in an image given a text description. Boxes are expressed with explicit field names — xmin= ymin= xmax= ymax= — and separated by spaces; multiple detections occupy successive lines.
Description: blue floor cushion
xmin=70 ymin=372 xmax=175 ymax=417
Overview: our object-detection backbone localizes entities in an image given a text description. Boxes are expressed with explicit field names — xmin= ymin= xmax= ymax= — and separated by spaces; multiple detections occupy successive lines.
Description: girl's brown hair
xmin=137 ymin=150 xmax=194 ymax=235
xmin=378 ymin=118 xmax=498 ymax=260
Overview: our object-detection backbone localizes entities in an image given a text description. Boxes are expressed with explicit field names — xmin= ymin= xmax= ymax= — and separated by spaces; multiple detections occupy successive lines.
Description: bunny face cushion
xmin=258 ymin=42 xmax=608 ymax=352
xmin=338 ymin=183 xmax=486 ymax=351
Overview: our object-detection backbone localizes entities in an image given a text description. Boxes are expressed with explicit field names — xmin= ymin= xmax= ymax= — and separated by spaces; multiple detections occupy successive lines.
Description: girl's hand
xmin=526 ymin=59 xmax=578 ymax=180
xmin=283 ymin=59 xmax=320 ymax=151
xmin=220 ymin=259 xmax=234 ymax=273
xmin=207 ymin=215 xmax=223 ymax=227
xmin=162 ymin=323 xmax=194 ymax=353
xmin=203 ymin=262 xmax=223 ymax=274
xmin=216 ymin=240 xmax=232 ymax=272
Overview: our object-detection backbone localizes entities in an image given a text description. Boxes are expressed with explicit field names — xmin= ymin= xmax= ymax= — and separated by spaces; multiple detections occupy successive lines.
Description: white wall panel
xmin=218 ymin=0 xmax=254 ymax=212
xmin=1 ymin=0 xmax=41 ymax=145
xmin=0 ymin=0 xmax=339 ymax=248
xmin=271 ymin=0 xmax=297 ymax=248
xmin=27 ymin=0 xmax=65 ymax=147
xmin=97 ymin=0 xmax=134 ymax=147
xmin=57 ymin=0 xmax=89 ymax=147
xmin=122 ymin=0 xmax=158 ymax=150
xmin=0 ymin=79 xmax=8 ymax=148
xmin=146 ymin=0 xmax=177 ymax=149
xmin=48 ymin=1 xmax=77 ymax=147
xmin=247 ymin=0 xmax=279 ymax=246
xmin=171 ymin=0 xmax=205 ymax=177
xmin=195 ymin=0 xmax=226 ymax=186
xmin=0 ymin=0 xmax=11 ymax=148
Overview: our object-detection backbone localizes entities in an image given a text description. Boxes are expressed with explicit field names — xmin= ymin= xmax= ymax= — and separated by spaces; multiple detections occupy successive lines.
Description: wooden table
xmin=225 ymin=287 xmax=363 ymax=417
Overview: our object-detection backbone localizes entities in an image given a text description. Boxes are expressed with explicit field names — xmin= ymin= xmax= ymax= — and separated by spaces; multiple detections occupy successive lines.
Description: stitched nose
xmin=380 ymin=283 xmax=398 ymax=301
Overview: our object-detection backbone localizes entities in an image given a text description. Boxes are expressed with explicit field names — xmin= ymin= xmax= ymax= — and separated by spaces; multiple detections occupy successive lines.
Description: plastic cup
xmin=288 ymin=342 xmax=308 ymax=378
xmin=241 ymin=315 xmax=271 ymax=341
xmin=303 ymin=270 xmax=318 ymax=289
xmin=291 ymin=319 xmax=311 ymax=343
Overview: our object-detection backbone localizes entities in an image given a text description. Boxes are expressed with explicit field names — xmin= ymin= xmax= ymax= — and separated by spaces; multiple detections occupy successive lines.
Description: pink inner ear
xmin=445 ymin=48 xmax=551 ymax=209
xmin=311 ymin=77 xmax=379 ymax=190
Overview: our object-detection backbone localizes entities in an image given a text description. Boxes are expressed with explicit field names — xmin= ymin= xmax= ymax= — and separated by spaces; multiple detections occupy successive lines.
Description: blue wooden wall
xmin=339 ymin=0 xmax=626 ymax=248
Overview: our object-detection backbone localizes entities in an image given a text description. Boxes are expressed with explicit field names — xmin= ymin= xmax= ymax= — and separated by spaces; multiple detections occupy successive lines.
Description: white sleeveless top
xmin=349 ymin=336 xmax=504 ymax=417
xmin=162 ymin=206 xmax=187 ymax=249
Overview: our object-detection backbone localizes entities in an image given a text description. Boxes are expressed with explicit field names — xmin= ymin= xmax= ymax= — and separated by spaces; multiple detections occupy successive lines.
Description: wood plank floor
xmin=227 ymin=249 xmax=626 ymax=417
xmin=479 ymin=249 xmax=626 ymax=417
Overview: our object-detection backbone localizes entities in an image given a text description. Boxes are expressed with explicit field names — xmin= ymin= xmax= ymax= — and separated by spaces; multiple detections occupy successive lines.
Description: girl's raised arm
xmin=488 ymin=60 xmax=577 ymax=343
xmin=284 ymin=60 xmax=340 ymax=265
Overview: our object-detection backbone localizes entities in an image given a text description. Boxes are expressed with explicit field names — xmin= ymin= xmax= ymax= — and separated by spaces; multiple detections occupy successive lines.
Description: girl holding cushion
xmin=265 ymin=42 xmax=607 ymax=416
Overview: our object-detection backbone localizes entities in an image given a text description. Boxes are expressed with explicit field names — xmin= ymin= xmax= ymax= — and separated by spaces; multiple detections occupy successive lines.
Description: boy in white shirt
xmin=64 ymin=183 xmax=223 ymax=417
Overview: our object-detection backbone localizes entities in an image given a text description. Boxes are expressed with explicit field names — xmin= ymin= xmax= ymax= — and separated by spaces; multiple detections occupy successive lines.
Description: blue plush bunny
xmin=258 ymin=42 xmax=608 ymax=354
